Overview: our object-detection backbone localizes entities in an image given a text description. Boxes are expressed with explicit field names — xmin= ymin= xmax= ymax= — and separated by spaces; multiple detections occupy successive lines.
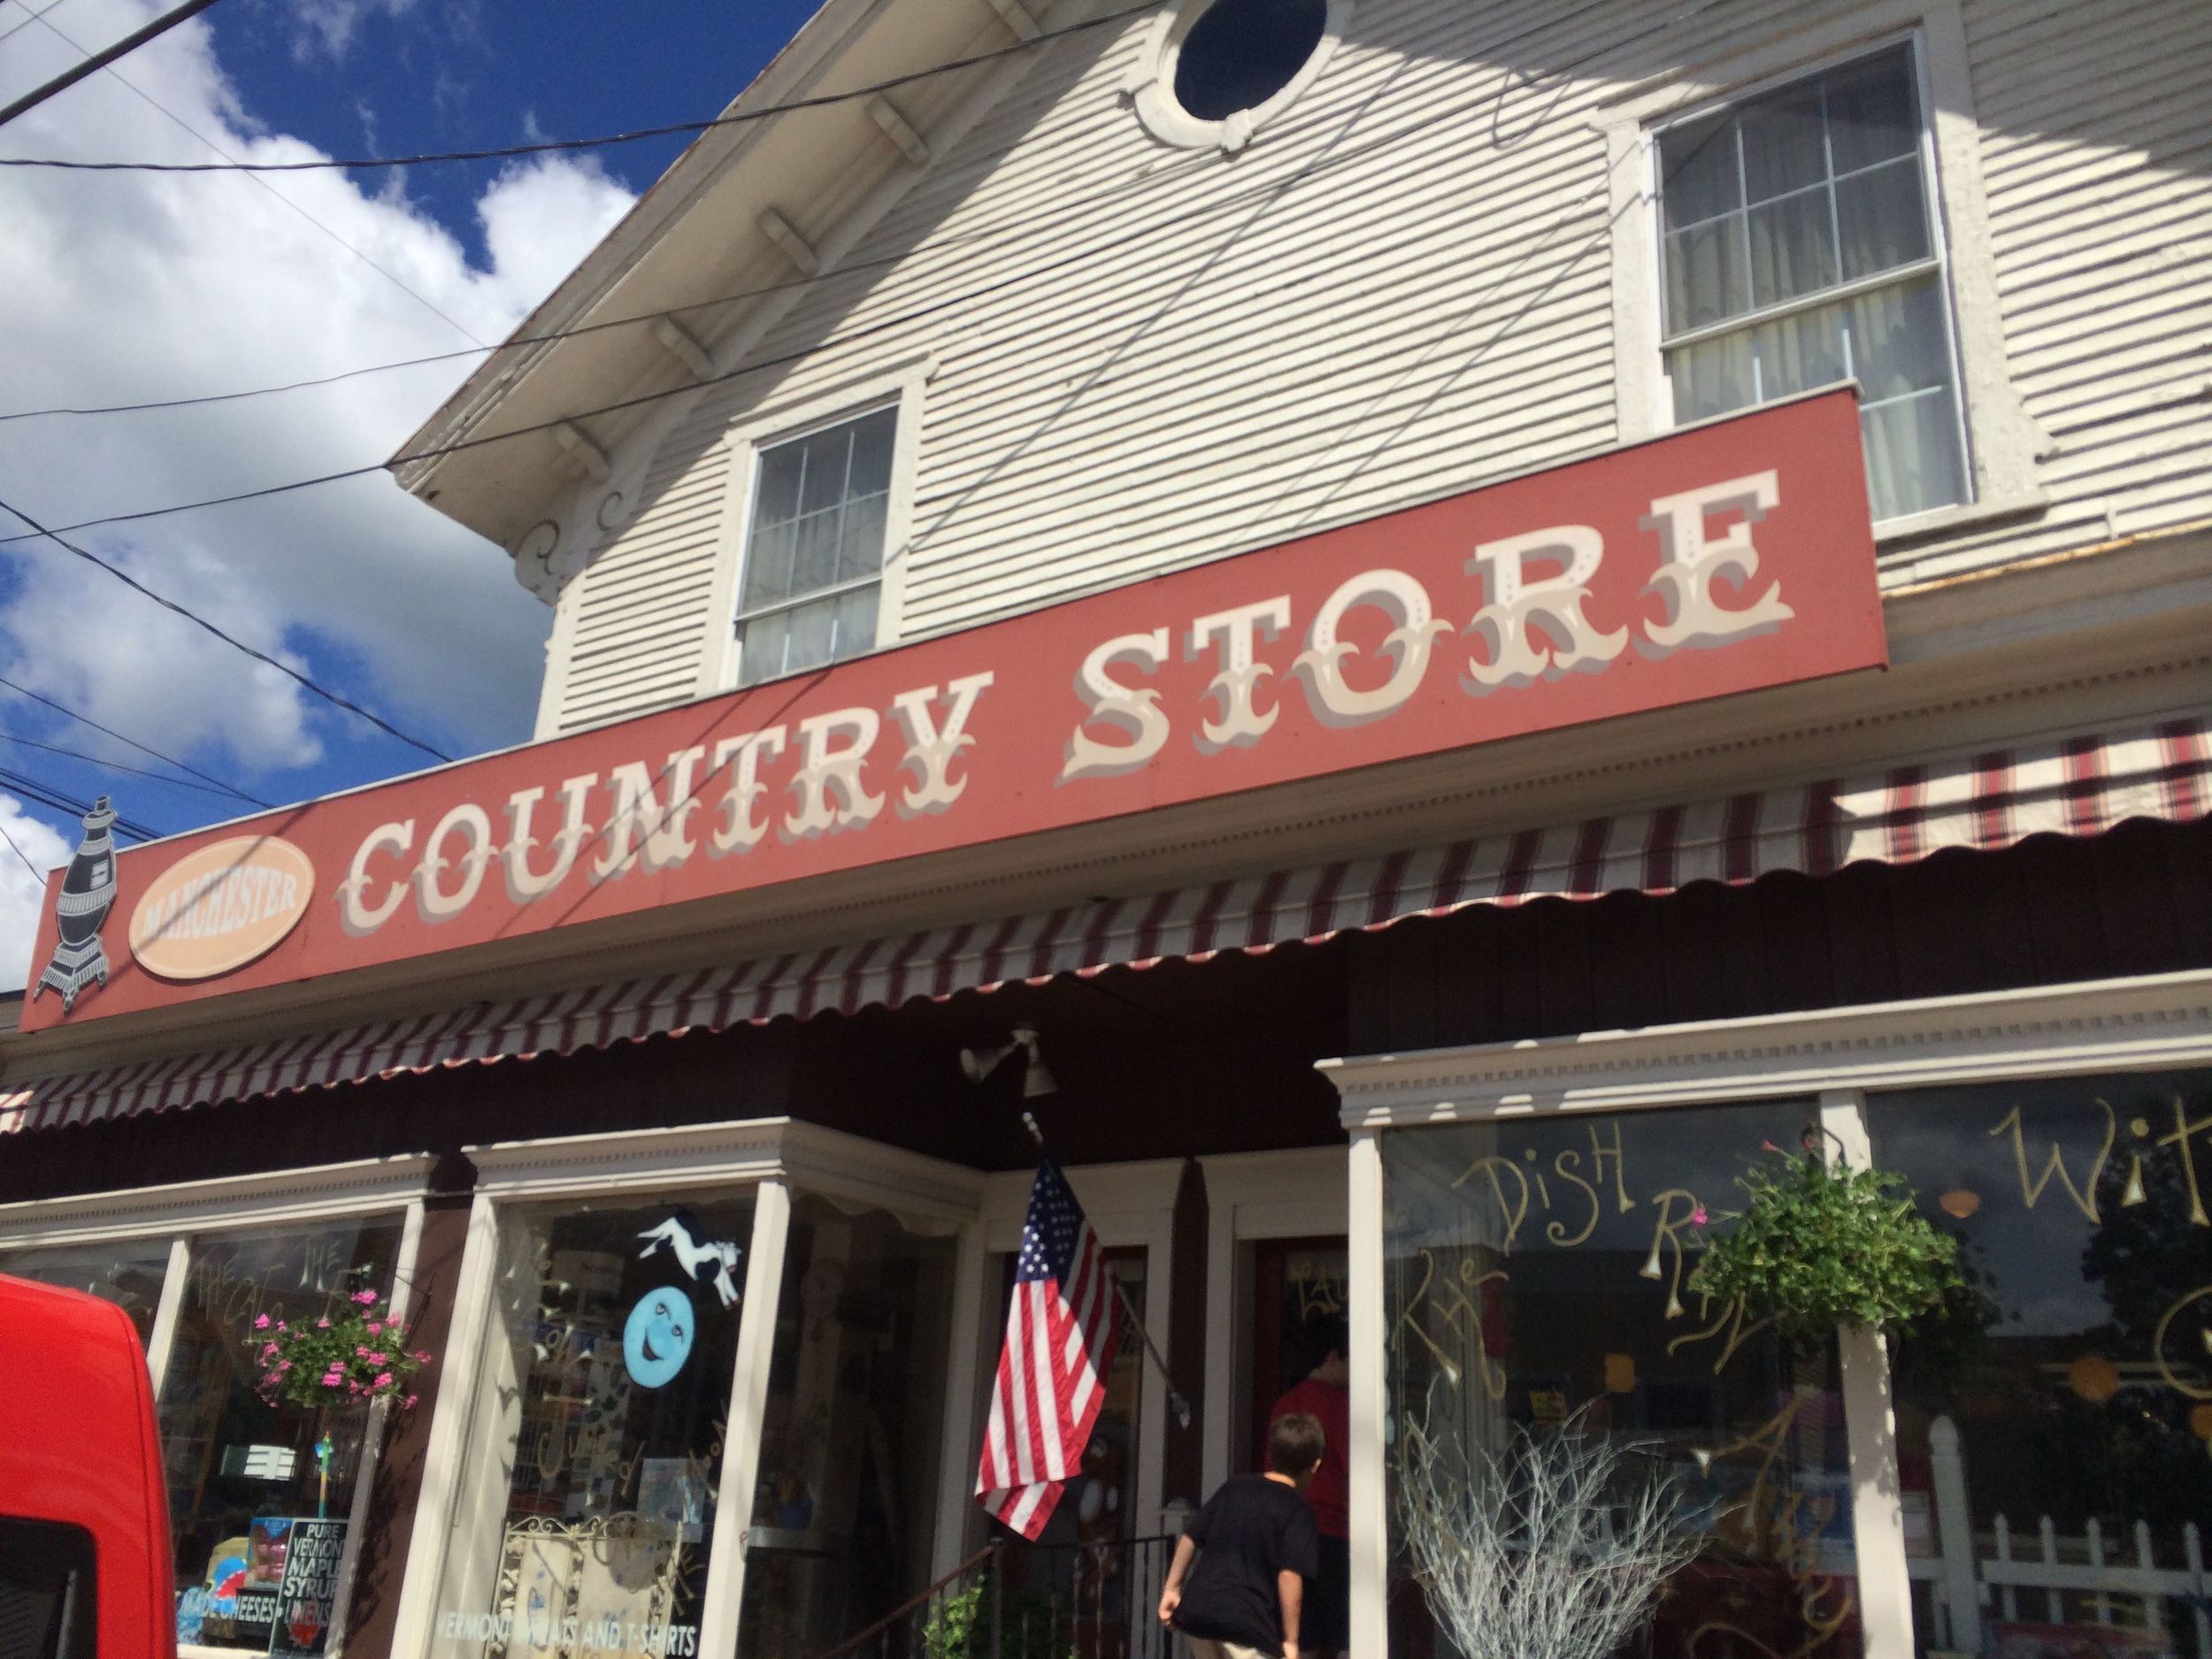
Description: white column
xmin=328 ymin=1197 xmax=427 ymax=1659
xmin=386 ymin=1194 xmax=503 ymax=1659
xmin=1201 ymin=1194 xmax=1237 ymax=1498
xmin=701 ymin=1178 xmax=793 ymax=1659
xmin=145 ymin=1234 xmax=191 ymax=1396
xmin=1821 ymin=1091 xmax=1918 ymax=1659
xmin=1137 ymin=1214 xmax=1173 ymax=1534
xmin=930 ymin=1219 xmax=990 ymax=1579
xmin=1931 ymin=1415 xmax=1982 ymax=1654
xmin=1346 ymin=1128 xmax=1388 ymax=1659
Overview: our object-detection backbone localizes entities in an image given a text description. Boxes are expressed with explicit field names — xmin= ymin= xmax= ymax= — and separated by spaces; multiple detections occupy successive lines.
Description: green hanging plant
xmin=1689 ymin=1134 xmax=1963 ymax=1348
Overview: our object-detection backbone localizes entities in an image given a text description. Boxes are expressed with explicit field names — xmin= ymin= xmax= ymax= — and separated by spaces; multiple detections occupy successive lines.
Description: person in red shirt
xmin=1268 ymin=1316 xmax=1348 ymax=1659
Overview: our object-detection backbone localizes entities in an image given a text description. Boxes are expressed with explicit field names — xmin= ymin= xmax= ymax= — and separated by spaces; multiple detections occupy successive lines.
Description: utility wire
xmin=0 ymin=0 xmax=75 ymax=51
xmin=18 ymin=6 xmax=486 ymax=349
xmin=0 ymin=0 xmax=1157 ymax=171
xmin=0 ymin=0 xmax=1738 ymax=548
xmin=0 ymin=672 xmax=270 ymax=806
xmin=0 ymin=494 xmax=452 ymax=761
xmin=0 ymin=815 xmax=47 ymax=882
xmin=0 ymin=728 xmax=257 ymax=801
xmin=0 ymin=764 xmax=164 ymax=839
xmin=0 ymin=0 xmax=221 ymax=128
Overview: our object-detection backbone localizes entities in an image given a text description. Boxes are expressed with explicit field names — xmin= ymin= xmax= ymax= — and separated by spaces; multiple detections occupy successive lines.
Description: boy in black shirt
xmin=1157 ymin=1412 xmax=1325 ymax=1659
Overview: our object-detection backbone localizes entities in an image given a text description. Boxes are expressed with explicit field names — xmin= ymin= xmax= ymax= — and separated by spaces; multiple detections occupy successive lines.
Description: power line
xmin=0 ymin=764 xmax=164 ymax=839
xmin=18 ymin=6 xmax=486 ymax=349
xmin=0 ymin=0 xmax=76 ymax=51
xmin=0 ymin=0 xmax=1739 ymax=548
xmin=0 ymin=672 xmax=270 ymax=807
xmin=0 ymin=493 xmax=453 ymax=761
xmin=0 ymin=127 xmax=1211 ymax=424
xmin=0 ymin=728 xmax=257 ymax=801
xmin=0 ymin=0 xmax=222 ymax=129
xmin=0 ymin=814 xmax=48 ymax=883
xmin=0 ymin=1 xmax=1157 ymax=172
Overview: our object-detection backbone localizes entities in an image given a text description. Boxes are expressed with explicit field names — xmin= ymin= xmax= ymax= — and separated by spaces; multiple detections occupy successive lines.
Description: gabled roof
xmin=389 ymin=0 xmax=1086 ymax=564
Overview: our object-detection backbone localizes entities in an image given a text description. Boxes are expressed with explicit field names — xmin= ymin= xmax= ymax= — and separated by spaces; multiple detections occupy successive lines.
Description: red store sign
xmin=24 ymin=391 xmax=1885 ymax=1028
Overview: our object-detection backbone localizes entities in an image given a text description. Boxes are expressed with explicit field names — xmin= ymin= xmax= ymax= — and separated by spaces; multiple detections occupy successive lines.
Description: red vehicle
xmin=1 ymin=1272 xmax=177 ymax=1659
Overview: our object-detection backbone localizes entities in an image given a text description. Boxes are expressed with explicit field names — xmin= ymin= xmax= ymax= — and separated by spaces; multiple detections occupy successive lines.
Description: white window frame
xmin=386 ymin=1118 xmax=983 ymax=1659
xmin=0 ymin=1156 xmax=435 ymax=1659
xmin=696 ymin=362 xmax=931 ymax=700
xmin=1601 ymin=0 xmax=2045 ymax=549
xmin=1325 ymin=964 xmax=2212 ymax=1659
xmin=1123 ymin=0 xmax=1353 ymax=154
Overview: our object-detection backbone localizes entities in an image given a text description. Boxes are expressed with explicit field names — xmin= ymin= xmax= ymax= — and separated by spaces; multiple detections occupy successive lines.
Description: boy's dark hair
xmin=1267 ymin=1410 xmax=1326 ymax=1475
xmin=1308 ymin=1315 xmax=1348 ymax=1360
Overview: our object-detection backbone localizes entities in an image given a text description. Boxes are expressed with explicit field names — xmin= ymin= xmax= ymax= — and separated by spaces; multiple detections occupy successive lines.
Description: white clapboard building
xmin=5 ymin=4 xmax=2211 ymax=1659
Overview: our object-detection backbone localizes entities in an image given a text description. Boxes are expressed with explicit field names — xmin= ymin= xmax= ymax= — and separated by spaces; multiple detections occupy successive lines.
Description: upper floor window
xmin=733 ymin=404 xmax=896 ymax=687
xmin=1656 ymin=43 xmax=1970 ymax=523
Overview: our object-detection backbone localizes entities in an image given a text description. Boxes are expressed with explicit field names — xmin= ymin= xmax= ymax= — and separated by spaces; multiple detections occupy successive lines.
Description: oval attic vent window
xmin=1126 ymin=0 xmax=1346 ymax=152
xmin=1172 ymin=0 xmax=1328 ymax=122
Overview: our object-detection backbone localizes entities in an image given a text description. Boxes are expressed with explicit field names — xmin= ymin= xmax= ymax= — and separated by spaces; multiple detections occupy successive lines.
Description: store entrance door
xmin=1244 ymin=1237 xmax=1349 ymax=1473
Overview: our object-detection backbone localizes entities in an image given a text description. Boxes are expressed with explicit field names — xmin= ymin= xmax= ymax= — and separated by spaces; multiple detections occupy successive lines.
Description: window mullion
xmin=145 ymin=1233 xmax=191 ymax=1395
xmin=1661 ymin=256 xmax=1940 ymax=351
xmin=733 ymin=572 xmax=881 ymax=629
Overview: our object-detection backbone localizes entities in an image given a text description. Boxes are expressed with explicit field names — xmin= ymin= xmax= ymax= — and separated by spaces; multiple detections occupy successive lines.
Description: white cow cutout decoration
xmin=637 ymin=1217 xmax=743 ymax=1308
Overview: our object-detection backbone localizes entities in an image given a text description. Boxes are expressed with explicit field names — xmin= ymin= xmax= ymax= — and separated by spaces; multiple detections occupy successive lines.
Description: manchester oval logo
xmin=129 ymin=836 xmax=316 ymax=981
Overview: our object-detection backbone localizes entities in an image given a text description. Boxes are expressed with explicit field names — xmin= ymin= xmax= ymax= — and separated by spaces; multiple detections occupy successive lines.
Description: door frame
xmin=933 ymin=1158 xmax=1187 ymax=1575
xmin=1195 ymin=1148 xmax=1347 ymax=1498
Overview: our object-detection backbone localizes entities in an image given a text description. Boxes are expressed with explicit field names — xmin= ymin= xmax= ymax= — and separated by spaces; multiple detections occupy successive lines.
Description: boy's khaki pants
xmin=1184 ymin=1641 xmax=1277 ymax=1659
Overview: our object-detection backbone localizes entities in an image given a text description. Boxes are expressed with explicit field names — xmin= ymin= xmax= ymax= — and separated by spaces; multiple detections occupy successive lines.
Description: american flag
xmin=974 ymin=1153 xmax=1123 ymax=1539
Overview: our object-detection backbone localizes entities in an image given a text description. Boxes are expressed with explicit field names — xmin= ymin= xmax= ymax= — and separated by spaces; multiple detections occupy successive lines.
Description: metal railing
xmin=803 ymin=1535 xmax=1178 ymax=1659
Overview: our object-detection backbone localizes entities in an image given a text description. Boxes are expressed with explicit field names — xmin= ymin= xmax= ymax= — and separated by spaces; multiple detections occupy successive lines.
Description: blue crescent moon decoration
xmin=623 ymin=1286 xmax=695 ymax=1387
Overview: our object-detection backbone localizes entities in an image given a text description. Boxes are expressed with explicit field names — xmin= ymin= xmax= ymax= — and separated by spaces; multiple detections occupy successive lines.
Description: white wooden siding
xmin=545 ymin=0 xmax=2212 ymax=734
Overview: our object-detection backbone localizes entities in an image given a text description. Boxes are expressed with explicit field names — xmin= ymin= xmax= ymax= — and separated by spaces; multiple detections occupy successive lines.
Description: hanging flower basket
xmin=251 ymin=1288 xmax=431 ymax=1411
xmin=1688 ymin=1135 xmax=1963 ymax=1348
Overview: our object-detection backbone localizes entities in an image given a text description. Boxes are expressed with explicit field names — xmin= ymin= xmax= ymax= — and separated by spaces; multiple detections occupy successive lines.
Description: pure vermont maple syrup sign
xmin=23 ymin=392 xmax=1885 ymax=1028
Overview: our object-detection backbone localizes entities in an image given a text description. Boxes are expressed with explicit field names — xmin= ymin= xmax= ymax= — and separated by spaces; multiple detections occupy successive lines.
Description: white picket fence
xmin=1909 ymin=1417 xmax=2210 ymax=1655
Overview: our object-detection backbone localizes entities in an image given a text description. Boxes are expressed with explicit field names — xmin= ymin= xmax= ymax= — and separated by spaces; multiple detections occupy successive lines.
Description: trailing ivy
xmin=1690 ymin=1141 xmax=1962 ymax=1348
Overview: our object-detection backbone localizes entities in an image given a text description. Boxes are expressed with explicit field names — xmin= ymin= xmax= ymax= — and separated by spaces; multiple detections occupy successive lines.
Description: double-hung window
xmin=732 ymin=404 xmax=897 ymax=687
xmin=1656 ymin=42 xmax=1970 ymax=523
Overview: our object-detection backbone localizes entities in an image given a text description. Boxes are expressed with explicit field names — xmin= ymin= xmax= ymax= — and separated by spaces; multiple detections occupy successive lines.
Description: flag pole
xmin=1023 ymin=1110 xmax=1192 ymax=1430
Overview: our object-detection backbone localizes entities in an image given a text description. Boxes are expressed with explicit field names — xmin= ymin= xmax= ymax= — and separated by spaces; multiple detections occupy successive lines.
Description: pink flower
xmin=411 ymin=1350 xmax=433 ymax=1364
xmin=353 ymin=1289 xmax=379 ymax=1305
xmin=1691 ymin=1204 xmax=1709 ymax=1226
xmin=365 ymin=1322 xmax=383 ymax=1336
xmin=1761 ymin=1140 xmax=1783 ymax=1154
xmin=355 ymin=1346 xmax=369 ymax=1357
xmin=254 ymin=1314 xmax=272 ymax=1330
xmin=275 ymin=1320 xmax=288 ymax=1333
xmin=316 ymin=1317 xmax=330 ymax=1329
xmin=261 ymin=1342 xmax=279 ymax=1358
xmin=403 ymin=1394 xmax=419 ymax=1409
xmin=365 ymin=1351 xmax=385 ymax=1365
xmin=373 ymin=1371 xmax=393 ymax=1388
xmin=278 ymin=1359 xmax=293 ymax=1371
xmin=320 ymin=1375 xmax=342 ymax=1388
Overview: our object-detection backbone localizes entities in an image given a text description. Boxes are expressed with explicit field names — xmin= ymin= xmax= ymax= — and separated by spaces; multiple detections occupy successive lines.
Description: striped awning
xmin=7 ymin=715 xmax=2208 ymax=1133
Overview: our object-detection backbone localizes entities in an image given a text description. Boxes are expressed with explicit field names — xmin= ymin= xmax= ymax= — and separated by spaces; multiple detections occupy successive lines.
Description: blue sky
xmin=206 ymin=0 xmax=822 ymax=257
xmin=0 ymin=0 xmax=823 ymax=981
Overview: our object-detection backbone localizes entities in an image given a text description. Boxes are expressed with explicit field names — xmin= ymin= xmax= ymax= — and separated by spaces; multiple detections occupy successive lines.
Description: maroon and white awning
xmin=7 ymin=715 xmax=2207 ymax=1133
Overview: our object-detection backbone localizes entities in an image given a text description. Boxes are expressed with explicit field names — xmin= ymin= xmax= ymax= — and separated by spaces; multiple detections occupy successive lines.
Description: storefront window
xmin=1869 ymin=1071 xmax=2212 ymax=1659
xmin=1384 ymin=1103 xmax=1862 ymax=1659
xmin=434 ymin=1193 xmax=756 ymax=1659
xmin=737 ymin=1194 xmax=958 ymax=1659
xmin=161 ymin=1217 xmax=405 ymax=1654
xmin=1 ymin=1236 xmax=173 ymax=1342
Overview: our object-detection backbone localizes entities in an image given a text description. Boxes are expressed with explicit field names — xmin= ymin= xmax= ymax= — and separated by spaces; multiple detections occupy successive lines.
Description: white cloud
xmin=0 ymin=795 xmax=73 ymax=994
xmin=0 ymin=0 xmax=635 ymax=782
